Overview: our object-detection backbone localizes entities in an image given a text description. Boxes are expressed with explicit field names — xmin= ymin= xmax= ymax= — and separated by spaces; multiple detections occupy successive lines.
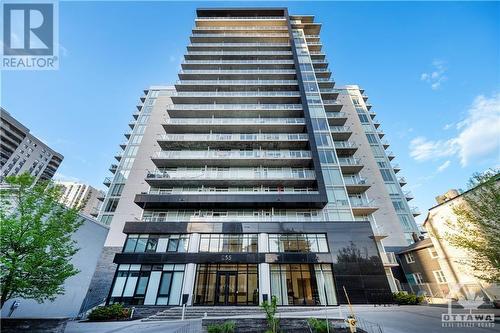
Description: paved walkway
xmin=65 ymin=305 xmax=499 ymax=333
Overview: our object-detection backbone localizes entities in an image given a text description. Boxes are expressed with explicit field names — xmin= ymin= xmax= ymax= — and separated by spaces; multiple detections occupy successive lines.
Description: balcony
xmin=387 ymin=151 xmax=395 ymax=160
xmin=103 ymin=177 xmax=112 ymax=187
xmin=157 ymin=133 xmax=309 ymax=149
xmin=119 ymin=141 xmax=128 ymax=149
xmin=368 ymin=111 xmax=376 ymax=118
xmin=410 ymin=206 xmax=421 ymax=216
xmin=162 ymin=118 xmax=306 ymax=134
xmin=377 ymin=130 xmax=385 ymax=138
xmin=145 ymin=168 xmax=316 ymax=187
xmin=380 ymin=139 xmax=389 ymax=149
xmin=362 ymin=94 xmax=368 ymax=101
xmin=333 ymin=141 xmax=358 ymax=156
xmin=349 ymin=199 xmax=378 ymax=215
xmin=171 ymin=90 xmax=301 ymax=104
xmin=151 ymin=149 xmax=313 ymax=167
xmin=178 ymin=69 xmax=296 ymax=80
xmin=175 ymin=79 xmax=298 ymax=89
xmin=380 ymin=252 xmax=399 ymax=267
xmin=190 ymin=33 xmax=289 ymax=43
xmin=109 ymin=164 xmax=118 ymax=174
xmin=370 ymin=225 xmax=388 ymax=240
xmin=114 ymin=151 xmax=123 ymax=161
xmin=392 ymin=164 xmax=401 ymax=173
xmin=187 ymin=43 xmax=290 ymax=51
xmin=322 ymin=100 xmax=343 ymax=112
xmin=196 ymin=16 xmax=286 ymax=21
xmin=338 ymin=157 xmax=363 ymax=173
xmin=404 ymin=191 xmax=414 ymax=201
xmin=343 ymin=177 xmax=370 ymax=193
xmin=166 ymin=103 xmax=303 ymax=118
xmin=366 ymin=103 xmax=373 ymax=110
xmin=325 ymin=111 xmax=348 ymax=126
xmin=181 ymin=60 xmax=296 ymax=70
xmin=398 ymin=177 xmax=407 ymax=186
xmin=192 ymin=26 xmax=288 ymax=31
xmin=330 ymin=125 xmax=352 ymax=140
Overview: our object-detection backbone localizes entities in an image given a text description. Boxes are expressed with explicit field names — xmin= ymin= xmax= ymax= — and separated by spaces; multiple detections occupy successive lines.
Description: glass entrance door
xmin=215 ymin=271 xmax=237 ymax=305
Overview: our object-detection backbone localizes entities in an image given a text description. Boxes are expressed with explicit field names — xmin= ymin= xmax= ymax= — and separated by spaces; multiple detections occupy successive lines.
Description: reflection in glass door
xmin=215 ymin=271 xmax=237 ymax=305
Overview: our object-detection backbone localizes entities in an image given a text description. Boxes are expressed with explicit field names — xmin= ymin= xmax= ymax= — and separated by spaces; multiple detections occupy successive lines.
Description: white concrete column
xmin=385 ymin=268 xmax=398 ymax=292
xmin=188 ymin=233 xmax=200 ymax=253
xmin=258 ymin=233 xmax=268 ymax=253
xmin=259 ymin=263 xmax=271 ymax=305
xmin=182 ymin=263 xmax=197 ymax=306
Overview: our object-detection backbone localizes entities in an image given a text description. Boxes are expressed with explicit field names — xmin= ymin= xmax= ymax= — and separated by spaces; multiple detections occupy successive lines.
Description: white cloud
xmin=437 ymin=160 xmax=451 ymax=172
xmin=421 ymin=60 xmax=447 ymax=90
xmin=409 ymin=93 xmax=500 ymax=166
xmin=443 ymin=123 xmax=454 ymax=130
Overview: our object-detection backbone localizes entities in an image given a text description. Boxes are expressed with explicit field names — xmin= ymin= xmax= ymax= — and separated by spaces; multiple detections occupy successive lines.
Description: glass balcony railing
xmin=343 ymin=177 xmax=368 ymax=185
xmin=186 ymin=51 xmax=292 ymax=55
xmin=196 ymin=16 xmax=286 ymax=20
xmin=167 ymin=104 xmax=302 ymax=110
xmin=349 ymin=198 xmax=377 ymax=208
xmin=179 ymin=69 xmax=296 ymax=74
xmin=193 ymin=26 xmax=288 ymax=31
xmin=326 ymin=111 xmax=346 ymax=118
xmin=153 ymin=150 xmax=312 ymax=160
xmin=322 ymin=100 xmax=342 ymax=105
xmin=338 ymin=157 xmax=362 ymax=165
xmin=183 ymin=60 xmax=295 ymax=64
xmin=334 ymin=141 xmax=357 ymax=149
xmin=330 ymin=126 xmax=351 ymax=132
xmin=188 ymin=43 xmax=290 ymax=47
xmin=191 ymin=33 xmax=289 ymax=38
xmin=172 ymin=91 xmax=300 ymax=98
xmin=176 ymin=80 xmax=298 ymax=85
xmin=159 ymin=133 xmax=309 ymax=142
xmin=164 ymin=118 xmax=305 ymax=125
xmin=147 ymin=168 xmax=316 ymax=180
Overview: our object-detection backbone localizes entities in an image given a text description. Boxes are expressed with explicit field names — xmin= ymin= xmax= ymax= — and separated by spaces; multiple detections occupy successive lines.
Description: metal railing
xmin=158 ymin=133 xmax=309 ymax=141
xmin=196 ymin=16 xmax=285 ymax=20
xmin=188 ymin=43 xmax=290 ymax=47
xmin=343 ymin=177 xmax=367 ymax=185
xmin=176 ymin=79 xmax=298 ymax=85
xmin=172 ymin=91 xmax=300 ymax=97
xmin=191 ymin=33 xmax=289 ymax=38
xmin=334 ymin=141 xmax=357 ymax=149
xmin=186 ymin=51 xmax=292 ymax=55
xmin=147 ymin=168 xmax=316 ymax=180
xmin=193 ymin=26 xmax=288 ymax=31
xmin=164 ymin=117 xmax=305 ymax=125
xmin=338 ymin=157 xmax=362 ymax=165
xmin=153 ymin=150 xmax=312 ymax=159
xmin=326 ymin=111 xmax=346 ymax=118
xmin=330 ymin=126 xmax=351 ymax=132
xmin=167 ymin=104 xmax=302 ymax=110
xmin=183 ymin=60 xmax=294 ymax=64
xmin=179 ymin=69 xmax=296 ymax=74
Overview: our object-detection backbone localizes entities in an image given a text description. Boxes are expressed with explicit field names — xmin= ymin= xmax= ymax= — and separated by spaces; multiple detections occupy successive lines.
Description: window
xmin=392 ymin=200 xmax=405 ymax=212
xmin=268 ymin=234 xmax=328 ymax=253
xmin=124 ymin=234 xmax=189 ymax=253
xmin=428 ymin=247 xmax=439 ymax=259
xmin=413 ymin=272 xmax=424 ymax=284
xmin=198 ymin=234 xmax=258 ymax=253
xmin=110 ymin=264 xmax=184 ymax=305
xmin=433 ymin=270 xmax=447 ymax=284
xmin=104 ymin=198 xmax=119 ymax=212
xmin=405 ymin=252 xmax=415 ymax=263
xmin=358 ymin=114 xmax=369 ymax=123
xmin=366 ymin=134 xmax=378 ymax=144
xmin=318 ymin=150 xmax=337 ymax=164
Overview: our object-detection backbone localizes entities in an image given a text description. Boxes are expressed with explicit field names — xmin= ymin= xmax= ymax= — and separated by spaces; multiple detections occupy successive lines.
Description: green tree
xmin=444 ymin=169 xmax=500 ymax=283
xmin=0 ymin=173 xmax=83 ymax=308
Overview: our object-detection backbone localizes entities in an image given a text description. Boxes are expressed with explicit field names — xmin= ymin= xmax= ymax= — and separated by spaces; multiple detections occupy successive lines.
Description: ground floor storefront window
xmin=194 ymin=264 xmax=259 ymax=305
xmin=270 ymin=264 xmax=337 ymax=305
xmin=109 ymin=264 xmax=184 ymax=305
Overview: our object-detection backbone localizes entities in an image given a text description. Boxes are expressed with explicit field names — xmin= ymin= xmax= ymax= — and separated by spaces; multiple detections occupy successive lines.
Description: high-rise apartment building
xmin=1 ymin=108 xmax=63 ymax=182
xmin=57 ymin=181 xmax=105 ymax=217
xmin=87 ymin=8 xmax=422 ymax=309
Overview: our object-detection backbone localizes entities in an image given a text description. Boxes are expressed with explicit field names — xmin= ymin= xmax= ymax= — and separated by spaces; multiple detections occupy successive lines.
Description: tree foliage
xmin=0 ymin=174 xmax=83 ymax=308
xmin=445 ymin=169 xmax=500 ymax=283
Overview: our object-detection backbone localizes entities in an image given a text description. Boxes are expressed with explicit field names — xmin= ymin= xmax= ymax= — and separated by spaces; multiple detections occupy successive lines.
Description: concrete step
xmin=145 ymin=306 xmax=339 ymax=321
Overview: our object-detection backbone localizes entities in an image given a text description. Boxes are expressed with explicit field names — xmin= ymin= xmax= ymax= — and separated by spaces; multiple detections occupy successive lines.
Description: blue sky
xmin=1 ymin=1 xmax=499 ymax=224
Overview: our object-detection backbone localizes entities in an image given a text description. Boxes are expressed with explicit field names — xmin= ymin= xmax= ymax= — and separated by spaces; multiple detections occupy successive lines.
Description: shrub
xmin=261 ymin=295 xmax=279 ymax=333
xmin=393 ymin=291 xmax=424 ymax=305
xmin=307 ymin=318 xmax=333 ymax=333
xmin=207 ymin=320 xmax=236 ymax=333
xmin=87 ymin=304 xmax=130 ymax=321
